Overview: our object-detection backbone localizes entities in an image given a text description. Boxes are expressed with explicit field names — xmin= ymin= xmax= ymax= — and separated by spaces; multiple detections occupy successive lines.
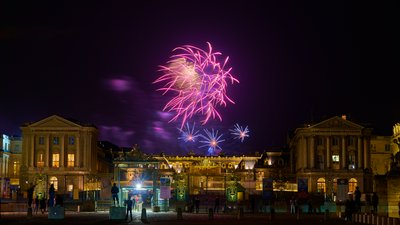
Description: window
xmin=348 ymin=153 xmax=355 ymax=169
xmin=333 ymin=178 xmax=338 ymax=194
xmin=332 ymin=137 xmax=339 ymax=146
xmin=50 ymin=176 xmax=58 ymax=190
xmin=53 ymin=137 xmax=59 ymax=145
xmin=67 ymin=154 xmax=75 ymax=167
xmin=348 ymin=137 xmax=354 ymax=146
xmin=332 ymin=154 xmax=340 ymax=162
xmin=67 ymin=184 xmax=73 ymax=192
xmin=385 ymin=144 xmax=391 ymax=152
xmin=317 ymin=154 xmax=325 ymax=169
xmin=317 ymin=178 xmax=326 ymax=193
xmin=37 ymin=153 xmax=44 ymax=167
xmin=39 ymin=136 xmax=45 ymax=145
xmin=52 ymin=154 xmax=60 ymax=167
xmin=348 ymin=178 xmax=357 ymax=193
xmin=68 ymin=136 xmax=75 ymax=145
xmin=317 ymin=137 xmax=324 ymax=146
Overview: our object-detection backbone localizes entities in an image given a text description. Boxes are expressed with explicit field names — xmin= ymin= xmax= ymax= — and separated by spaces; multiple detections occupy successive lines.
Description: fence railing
xmin=352 ymin=213 xmax=400 ymax=225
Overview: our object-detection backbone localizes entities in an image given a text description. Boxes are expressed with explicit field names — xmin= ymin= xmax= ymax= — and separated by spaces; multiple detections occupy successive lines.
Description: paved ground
xmin=0 ymin=210 xmax=353 ymax=225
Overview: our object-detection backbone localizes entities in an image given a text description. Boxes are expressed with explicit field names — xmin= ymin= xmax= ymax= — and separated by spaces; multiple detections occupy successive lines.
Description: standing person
xmin=195 ymin=196 xmax=200 ymax=213
xmin=125 ymin=195 xmax=133 ymax=221
xmin=111 ymin=183 xmax=119 ymax=206
xmin=27 ymin=184 xmax=35 ymax=208
xmin=214 ymin=196 xmax=220 ymax=213
xmin=290 ymin=196 xmax=296 ymax=214
xmin=34 ymin=195 xmax=39 ymax=214
xmin=40 ymin=197 xmax=46 ymax=214
xmin=372 ymin=192 xmax=379 ymax=214
xmin=48 ymin=184 xmax=55 ymax=207
xmin=354 ymin=186 xmax=361 ymax=212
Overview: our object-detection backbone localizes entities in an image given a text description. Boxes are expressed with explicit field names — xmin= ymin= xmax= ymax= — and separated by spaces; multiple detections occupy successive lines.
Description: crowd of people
xmin=27 ymin=183 xmax=64 ymax=215
xmin=344 ymin=188 xmax=379 ymax=221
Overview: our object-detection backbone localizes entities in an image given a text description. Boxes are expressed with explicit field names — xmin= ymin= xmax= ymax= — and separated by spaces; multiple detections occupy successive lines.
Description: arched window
xmin=50 ymin=176 xmax=58 ymax=191
xmin=317 ymin=178 xmax=326 ymax=193
xmin=349 ymin=178 xmax=357 ymax=193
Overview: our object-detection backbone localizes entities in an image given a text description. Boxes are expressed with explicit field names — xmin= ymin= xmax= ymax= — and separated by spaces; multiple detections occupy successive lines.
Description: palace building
xmin=1 ymin=114 xmax=400 ymax=216
xmin=288 ymin=115 xmax=374 ymax=202
xmin=19 ymin=115 xmax=113 ymax=202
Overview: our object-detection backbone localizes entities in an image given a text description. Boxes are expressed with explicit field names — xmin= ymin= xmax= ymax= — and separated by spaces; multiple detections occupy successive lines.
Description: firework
xmin=230 ymin=123 xmax=250 ymax=142
xmin=199 ymin=128 xmax=225 ymax=155
xmin=177 ymin=122 xmax=200 ymax=142
xmin=154 ymin=42 xmax=239 ymax=128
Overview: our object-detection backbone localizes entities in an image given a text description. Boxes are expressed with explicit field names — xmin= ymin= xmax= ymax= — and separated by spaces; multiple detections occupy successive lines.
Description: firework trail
xmin=230 ymin=123 xmax=250 ymax=142
xmin=199 ymin=128 xmax=225 ymax=155
xmin=154 ymin=42 xmax=239 ymax=128
xmin=177 ymin=122 xmax=200 ymax=142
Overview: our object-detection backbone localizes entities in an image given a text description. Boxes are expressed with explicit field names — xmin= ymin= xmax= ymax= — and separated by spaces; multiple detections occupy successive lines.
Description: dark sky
xmin=1 ymin=1 xmax=399 ymax=155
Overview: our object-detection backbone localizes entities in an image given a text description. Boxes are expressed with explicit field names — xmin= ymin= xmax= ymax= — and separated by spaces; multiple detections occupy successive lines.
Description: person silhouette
xmin=372 ymin=192 xmax=379 ymax=214
xmin=49 ymin=184 xmax=55 ymax=207
xmin=27 ymin=184 xmax=35 ymax=208
xmin=111 ymin=183 xmax=119 ymax=206
xmin=125 ymin=195 xmax=133 ymax=221
xmin=354 ymin=186 xmax=361 ymax=212
xmin=214 ymin=196 xmax=220 ymax=213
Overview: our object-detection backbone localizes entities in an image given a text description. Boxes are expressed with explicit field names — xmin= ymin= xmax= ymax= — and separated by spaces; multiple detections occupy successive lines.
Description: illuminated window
xmin=332 ymin=154 xmax=340 ymax=163
xmin=349 ymin=178 xmax=357 ymax=193
xmin=317 ymin=178 xmax=326 ymax=193
xmin=39 ymin=136 xmax=45 ymax=145
xmin=37 ymin=153 xmax=44 ymax=167
xmin=13 ymin=161 xmax=20 ymax=176
xmin=68 ymin=136 xmax=75 ymax=145
xmin=52 ymin=154 xmax=60 ymax=167
xmin=67 ymin=154 xmax=75 ymax=167
xmin=67 ymin=184 xmax=73 ymax=192
xmin=50 ymin=176 xmax=58 ymax=190
xmin=53 ymin=137 xmax=59 ymax=145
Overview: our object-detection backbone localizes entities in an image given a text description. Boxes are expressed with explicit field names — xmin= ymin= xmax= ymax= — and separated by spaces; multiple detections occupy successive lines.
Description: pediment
xmin=310 ymin=116 xmax=364 ymax=130
xmin=28 ymin=115 xmax=82 ymax=128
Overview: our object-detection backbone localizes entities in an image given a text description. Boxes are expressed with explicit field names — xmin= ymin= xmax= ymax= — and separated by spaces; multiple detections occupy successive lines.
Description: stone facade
xmin=288 ymin=115 xmax=373 ymax=201
xmin=20 ymin=115 xmax=113 ymax=202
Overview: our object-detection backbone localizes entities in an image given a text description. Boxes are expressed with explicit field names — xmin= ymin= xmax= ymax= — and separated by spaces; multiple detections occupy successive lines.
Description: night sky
xmin=1 ymin=1 xmax=399 ymax=155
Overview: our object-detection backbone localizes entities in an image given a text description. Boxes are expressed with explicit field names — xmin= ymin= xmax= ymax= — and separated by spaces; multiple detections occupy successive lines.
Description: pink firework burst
xmin=153 ymin=42 xmax=239 ymax=128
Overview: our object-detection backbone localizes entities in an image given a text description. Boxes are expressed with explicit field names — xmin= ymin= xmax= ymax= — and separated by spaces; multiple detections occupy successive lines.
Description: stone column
xmin=29 ymin=134 xmax=34 ymax=167
xmin=46 ymin=135 xmax=50 ymax=167
xmin=357 ymin=137 xmax=362 ymax=169
xmin=310 ymin=136 xmax=315 ymax=169
xmin=326 ymin=136 xmax=330 ymax=169
xmin=303 ymin=136 xmax=307 ymax=169
xmin=60 ymin=134 xmax=65 ymax=167
xmin=76 ymin=136 xmax=80 ymax=168
xmin=363 ymin=138 xmax=368 ymax=169
xmin=342 ymin=136 xmax=346 ymax=169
